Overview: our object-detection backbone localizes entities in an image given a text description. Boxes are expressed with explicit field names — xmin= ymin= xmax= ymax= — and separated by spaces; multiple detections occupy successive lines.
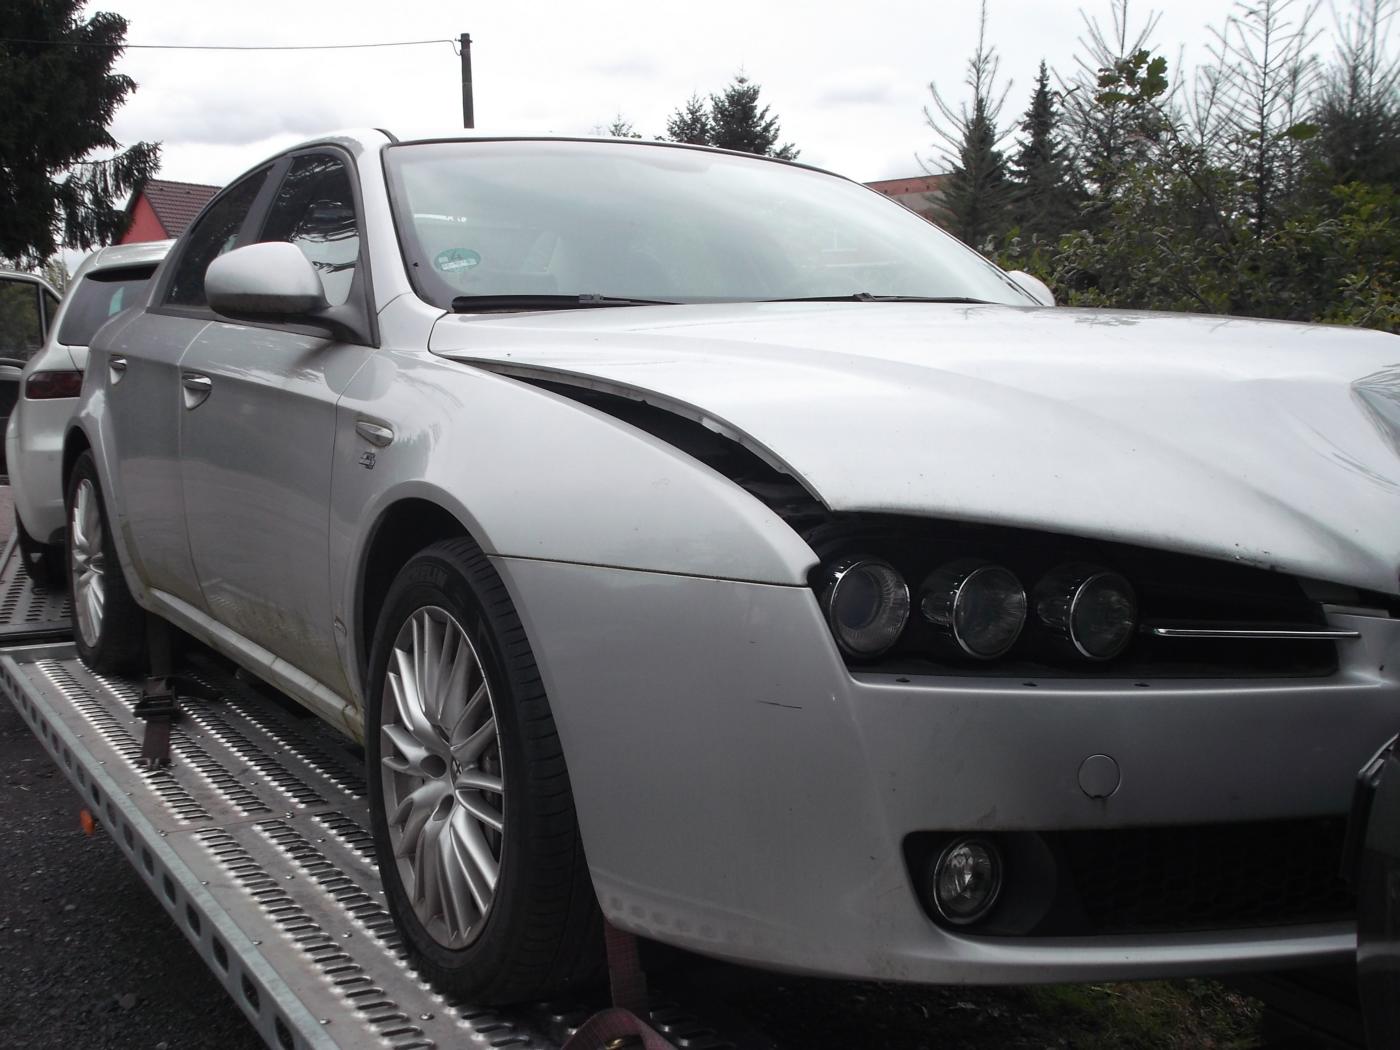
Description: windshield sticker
xmin=435 ymin=248 xmax=481 ymax=273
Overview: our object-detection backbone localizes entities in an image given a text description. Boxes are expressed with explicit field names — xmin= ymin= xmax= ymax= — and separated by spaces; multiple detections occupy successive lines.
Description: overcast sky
xmin=92 ymin=0 xmax=1259 ymax=189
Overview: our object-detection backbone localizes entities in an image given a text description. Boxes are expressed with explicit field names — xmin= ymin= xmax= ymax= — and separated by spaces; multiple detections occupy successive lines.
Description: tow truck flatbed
xmin=0 ymin=640 xmax=577 ymax=1049
xmin=0 ymin=530 xmax=744 ymax=1050
xmin=0 ymin=535 xmax=72 ymax=644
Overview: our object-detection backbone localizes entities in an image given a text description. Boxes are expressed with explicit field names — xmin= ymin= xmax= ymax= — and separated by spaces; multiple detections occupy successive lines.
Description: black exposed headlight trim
xmin=806 ymin=514 xmax=1348 ymax=678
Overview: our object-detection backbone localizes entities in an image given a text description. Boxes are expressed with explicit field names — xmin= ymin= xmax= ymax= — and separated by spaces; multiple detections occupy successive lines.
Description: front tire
xmin=366 ymin=538 xmax=601 ymax=1004
xmin=66 ymin=450 xmax=145 ymax=673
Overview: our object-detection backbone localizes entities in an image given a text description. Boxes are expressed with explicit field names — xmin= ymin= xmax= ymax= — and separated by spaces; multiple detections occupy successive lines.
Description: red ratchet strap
xmin=560 ymin=923 xmax=675 ymax=1049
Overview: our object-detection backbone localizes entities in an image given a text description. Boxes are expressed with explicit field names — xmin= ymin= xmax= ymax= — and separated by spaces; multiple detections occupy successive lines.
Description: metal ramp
xmin=0 ymin=534 xmax=72 ymax=643
xmin=0 ymin=530 xmax=748 ymax=1050
xmin=0 ymin=643 xmax=578 ymax=1050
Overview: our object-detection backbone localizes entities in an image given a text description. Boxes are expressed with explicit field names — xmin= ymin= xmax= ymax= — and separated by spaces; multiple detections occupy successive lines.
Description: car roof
xmin=274 ymin=127 xmax=849 ymax=184
xmin=0 ymin=268 xmax=59 ymax=295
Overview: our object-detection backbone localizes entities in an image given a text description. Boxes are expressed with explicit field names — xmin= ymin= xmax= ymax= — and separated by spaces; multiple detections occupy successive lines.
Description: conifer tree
xmin=1314 ymin=0 xmax=1400 ymax=187
xmin=0 ymin=0 xmax=160 ymax=264
xmin=604 ymin=116 xmax=643 ymax=139
xmin=1057 ymin=0 xmax=1166 ymax=218
xmin=1010 ymin=62 xmax=1081 ymax=238
xmin=709 ymin=75 xmax=799 ymax=159
xmin=664 ymin=95 xmax=713 ymax=145
xmin=924 ymin=1 xmax=1013 ymax=246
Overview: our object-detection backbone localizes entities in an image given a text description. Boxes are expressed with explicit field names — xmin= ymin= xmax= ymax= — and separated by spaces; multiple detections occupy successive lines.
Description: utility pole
xmin=460 ymin=33 xmax=474 ymax=129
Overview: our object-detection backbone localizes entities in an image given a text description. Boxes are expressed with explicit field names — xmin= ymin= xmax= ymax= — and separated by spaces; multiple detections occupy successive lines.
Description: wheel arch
xmin=61 ymin=424 xmax=93 ymax=499
xmin=356 ymin=496 xmax=474 ymax=678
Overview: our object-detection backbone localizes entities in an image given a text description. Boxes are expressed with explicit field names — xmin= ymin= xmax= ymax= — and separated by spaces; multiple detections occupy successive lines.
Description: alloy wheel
xmin=69 ymin=478 xmax=106 ymax=648
xmin=380 ymin=606 xmax=505 ymax=949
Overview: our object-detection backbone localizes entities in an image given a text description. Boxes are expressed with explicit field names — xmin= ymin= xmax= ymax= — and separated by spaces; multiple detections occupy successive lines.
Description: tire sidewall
xmin=65 ymin=451 xmax=131 ymax=668
xmin=365 ymin=547 xmax=533 ymax=983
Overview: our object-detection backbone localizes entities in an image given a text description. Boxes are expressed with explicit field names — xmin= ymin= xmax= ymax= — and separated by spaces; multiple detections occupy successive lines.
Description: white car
xmin=7 ymin=240 xmax=171 ymax=583
xmin=65 ymin=130 xmax=1400 ymax=1005
xmin=0 ymin=268 xmax=61 ymax=475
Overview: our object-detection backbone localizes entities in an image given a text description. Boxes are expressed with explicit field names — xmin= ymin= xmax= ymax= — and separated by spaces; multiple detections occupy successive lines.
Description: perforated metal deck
xmin=0 ymin=534 xmax=72 ymax=642
xmin=0 ymin=644 xmax=741 ymax=1050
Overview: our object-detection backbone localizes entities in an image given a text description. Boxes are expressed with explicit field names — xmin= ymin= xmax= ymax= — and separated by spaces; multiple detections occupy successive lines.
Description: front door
xmin=179 ymin=151 xmax=373 ymax=698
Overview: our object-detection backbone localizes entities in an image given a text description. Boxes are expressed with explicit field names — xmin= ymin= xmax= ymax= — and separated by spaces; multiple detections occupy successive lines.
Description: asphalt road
xmin=0 ymin=486 xmax=262 ymax=1050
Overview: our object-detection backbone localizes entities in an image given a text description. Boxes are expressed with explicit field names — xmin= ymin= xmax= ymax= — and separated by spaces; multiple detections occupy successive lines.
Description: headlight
xmin=1035 ymin=566 xmax=1137 ymax=660
xmin=919 ymin=560 xmax=1027 ymax=659
xmin=822 ymin=558 xmax=910 ymax=657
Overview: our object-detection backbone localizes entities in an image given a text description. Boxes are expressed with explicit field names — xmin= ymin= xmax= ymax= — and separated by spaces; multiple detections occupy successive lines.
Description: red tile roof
xmin=132 ymin=179 xmax=221 ymax=239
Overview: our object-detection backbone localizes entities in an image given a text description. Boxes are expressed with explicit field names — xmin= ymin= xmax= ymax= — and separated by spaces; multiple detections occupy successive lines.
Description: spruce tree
xmin=664 ymin=95 xmax=713 ymax=145
xmin=1010 ymin=62 xmax=1080 ymax=238
xmin=0 ymin=0 xmax=160 ymax=264
xmin=1057 ymin=0 xmax=1166 ymax=219
xmin=708 ymin=75 xmax=799 ymax=159
xmin=1314 ymin=0 xmax=1400 ymax=188
xmin=604 ymin=116 xmax=643 ymax=139
xmin=924 ymin=2 xmax=1013 ymax=246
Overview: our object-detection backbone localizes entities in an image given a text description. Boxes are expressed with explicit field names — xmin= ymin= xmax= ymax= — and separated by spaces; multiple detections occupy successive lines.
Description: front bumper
xmin=495 ymin=555 xmax=1398 ymax=983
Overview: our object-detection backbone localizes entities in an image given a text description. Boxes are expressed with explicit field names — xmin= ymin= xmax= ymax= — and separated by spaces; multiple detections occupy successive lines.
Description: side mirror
xmin=1007 ymin=270 xmax=1056 ymax=307
xmin=206 ymin=242 xmax=329 ymax=322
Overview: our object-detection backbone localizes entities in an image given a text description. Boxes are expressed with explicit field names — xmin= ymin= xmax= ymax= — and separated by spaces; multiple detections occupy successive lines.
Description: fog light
xmin=931 ymin=837 xmax=1003 ymax=925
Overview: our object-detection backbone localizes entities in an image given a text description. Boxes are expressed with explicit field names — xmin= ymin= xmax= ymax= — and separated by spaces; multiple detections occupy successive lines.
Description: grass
xmin=724 ymin=976 xmax=1267 ymax=1048
xmin=1024 ymin=980 xmax=1264 ymax=1049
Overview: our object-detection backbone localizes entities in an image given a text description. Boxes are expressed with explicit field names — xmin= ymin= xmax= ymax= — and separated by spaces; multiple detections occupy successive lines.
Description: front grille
xmin=1052 ymin=817 xmax=1355 ymax=934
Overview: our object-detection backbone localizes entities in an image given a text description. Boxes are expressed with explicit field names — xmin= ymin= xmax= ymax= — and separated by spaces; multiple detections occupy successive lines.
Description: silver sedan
xmin=67 ymin=129 xmax=1400 ymax=1004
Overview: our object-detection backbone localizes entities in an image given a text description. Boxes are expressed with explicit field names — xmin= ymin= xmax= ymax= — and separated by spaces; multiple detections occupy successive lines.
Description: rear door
xmin=0 ymin=276 xmax=48 ymax=458
xmin=108 ymin=165 xmax=274 ymax=606
xmin=178 ymin=149 xmax=375 ymax=697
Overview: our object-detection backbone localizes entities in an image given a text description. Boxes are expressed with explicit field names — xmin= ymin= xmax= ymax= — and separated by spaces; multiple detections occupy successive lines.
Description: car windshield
xmin=384 ymin=140 xmax=1031 ymax=310
xmin=56 ymin=264 xmax=157 ymax=346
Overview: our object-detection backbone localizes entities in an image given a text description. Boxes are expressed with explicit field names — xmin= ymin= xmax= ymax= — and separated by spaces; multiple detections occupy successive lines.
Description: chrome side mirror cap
xmin=1007 ymin=270 xmax=1056 ymax=307
xmin=207 ymin=242 xmax=330 ymax=321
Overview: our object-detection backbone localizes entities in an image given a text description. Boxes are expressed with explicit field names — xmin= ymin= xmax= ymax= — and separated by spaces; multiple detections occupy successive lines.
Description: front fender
xmin=330 ymin=347 xmax=820 ymax=688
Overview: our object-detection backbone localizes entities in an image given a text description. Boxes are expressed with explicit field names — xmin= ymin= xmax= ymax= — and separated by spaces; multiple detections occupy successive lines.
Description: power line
xmin=0 ymin=36 xmax=457 ymax=52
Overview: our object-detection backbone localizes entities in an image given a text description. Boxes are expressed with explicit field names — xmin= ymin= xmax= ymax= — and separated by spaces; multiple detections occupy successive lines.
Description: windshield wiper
xmin=451 ymin=293 xmax=678 ymax=313
xmin=761 ymin=293 xmax=991 ymax=304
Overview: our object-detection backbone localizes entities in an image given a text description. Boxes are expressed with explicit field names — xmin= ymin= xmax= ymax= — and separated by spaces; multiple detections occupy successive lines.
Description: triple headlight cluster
xmin=820 ymin=555 xmax=1138 ymax=662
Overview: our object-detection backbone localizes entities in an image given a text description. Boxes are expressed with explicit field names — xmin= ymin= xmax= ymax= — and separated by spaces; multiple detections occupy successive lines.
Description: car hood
xmin=430 ymin=302 xmax=1400 ymax=595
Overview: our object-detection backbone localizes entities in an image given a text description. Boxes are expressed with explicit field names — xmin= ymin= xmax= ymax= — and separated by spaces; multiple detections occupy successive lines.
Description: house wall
xmin=864 ymin=175 xmax=947 ymax=223
xmin=119 ymin=196 xmax=167 ymax=244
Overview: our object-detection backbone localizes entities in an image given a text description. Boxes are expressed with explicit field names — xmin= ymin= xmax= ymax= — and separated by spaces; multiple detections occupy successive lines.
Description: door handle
xmin=109 ymin=356 xmax=127 ymax=384
xmin=354 ymin=420 xmax=394 ymax=448
xmin=181 ymin=372 xmax=212 ymax=409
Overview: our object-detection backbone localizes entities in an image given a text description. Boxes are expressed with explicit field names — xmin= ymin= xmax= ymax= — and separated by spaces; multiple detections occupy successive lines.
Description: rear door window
xmin=57 ymin=265 xmax=158 ymax=346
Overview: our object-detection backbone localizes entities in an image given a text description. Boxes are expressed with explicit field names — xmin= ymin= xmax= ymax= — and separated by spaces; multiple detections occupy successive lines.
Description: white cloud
xmin=89 ymin=0 xmax=1242 ymax=186
xmin=813 ymin=67 xmax=899 ymax=107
